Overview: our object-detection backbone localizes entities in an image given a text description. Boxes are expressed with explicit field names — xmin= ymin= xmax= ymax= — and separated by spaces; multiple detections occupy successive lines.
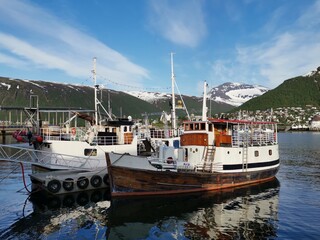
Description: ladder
xmin=242 ymin=143 xmax=248 ymax=172
xmin=202 ymin=145 xmax=216 ymax=172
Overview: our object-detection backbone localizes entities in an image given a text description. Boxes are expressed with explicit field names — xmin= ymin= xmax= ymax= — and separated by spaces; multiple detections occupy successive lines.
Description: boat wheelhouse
xmin=179 ymin=118 xmax=279 ymax=173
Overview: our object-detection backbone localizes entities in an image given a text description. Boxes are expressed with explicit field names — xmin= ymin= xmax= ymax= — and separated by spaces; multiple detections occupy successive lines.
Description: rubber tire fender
xmin=63 ymin=178 xmax=74 ymax=191
xmin=90 ymin=175 xmax=102 ymax=188
xmin=47 ymin=179 xmax=61 ymax=194
xmin=77 ymin=176 xmax=89 ymax=189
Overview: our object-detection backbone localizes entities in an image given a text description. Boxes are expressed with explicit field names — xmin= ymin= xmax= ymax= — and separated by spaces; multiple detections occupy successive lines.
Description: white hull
xmin=38 ymin=136 xmax=138 ymax=169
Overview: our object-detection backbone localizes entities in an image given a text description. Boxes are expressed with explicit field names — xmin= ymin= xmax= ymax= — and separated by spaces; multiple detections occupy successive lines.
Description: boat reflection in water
xmin=2 ymin=179 xmax=279 ymax=239
xmin=107 ymin=178 xmax=280 ymax=239
xmin=1 ymin=189 xmax=111 ymax=240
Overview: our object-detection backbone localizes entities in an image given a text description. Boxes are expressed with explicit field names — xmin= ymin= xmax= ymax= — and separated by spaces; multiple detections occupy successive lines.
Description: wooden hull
xmin=106 ymin=153 xmax=280 ymax=198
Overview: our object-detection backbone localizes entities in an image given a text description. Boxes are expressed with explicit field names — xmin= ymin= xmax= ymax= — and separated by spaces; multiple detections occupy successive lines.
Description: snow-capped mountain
xmin=125 ymin=82 xmax=268 ymax=107
xmin=208 ymin=82 xmax=269 ymax=107
xmin=124 ymin=90 xmax=171 ymax=103
xmin=303 ymin=66 xmax=320 ymax=77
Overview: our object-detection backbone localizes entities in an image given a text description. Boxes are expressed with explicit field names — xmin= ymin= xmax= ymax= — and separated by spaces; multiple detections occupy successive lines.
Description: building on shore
xmin=310 ymin=115 xmax=320 ymax=131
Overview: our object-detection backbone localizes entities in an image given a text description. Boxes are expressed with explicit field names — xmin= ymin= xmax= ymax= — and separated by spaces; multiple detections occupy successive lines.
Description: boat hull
xmin=106 ymin=153 xmax=280 ymax=197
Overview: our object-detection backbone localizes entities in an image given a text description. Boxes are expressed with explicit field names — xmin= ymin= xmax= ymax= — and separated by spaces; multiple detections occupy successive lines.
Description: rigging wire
xmin=97 ymin=74 xmax=171 ymax=91
xmin=174 ymin=80 xmax=191 ymax=120
xmin=0 ymin=164 xmax=20 ymax=183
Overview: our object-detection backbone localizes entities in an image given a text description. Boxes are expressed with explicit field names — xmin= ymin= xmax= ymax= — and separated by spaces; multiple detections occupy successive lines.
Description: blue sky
xmin=0 ymin=0 xmax=319 ymax=96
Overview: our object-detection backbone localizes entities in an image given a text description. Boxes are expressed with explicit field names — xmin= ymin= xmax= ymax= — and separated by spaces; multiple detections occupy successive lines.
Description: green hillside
xmin=237 ymin=74 xmax=320 ymax=111
xmin=0 ymin=77 xmax=234 ymax=122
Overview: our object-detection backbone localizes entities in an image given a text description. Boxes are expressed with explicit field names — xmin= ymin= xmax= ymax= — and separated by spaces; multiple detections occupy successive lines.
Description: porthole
xmin=227 ymin=151 xmax=230 ymax=154
xmin=84 ymin=149 xmax=97 ymax=156
xmin=239 ymin=151 xmax=241 ymax=154
xmin=255 ymin=151 xmax=259 ymax=157
xmin=269 ymin=150 xmax=272 ymax=156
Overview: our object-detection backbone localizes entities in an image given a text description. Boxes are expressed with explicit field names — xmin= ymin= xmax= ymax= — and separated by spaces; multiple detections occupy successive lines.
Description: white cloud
xmin=0 ymin=0 xmax=149 ymax=86
xmin=210 ymin=0 xmax=320 ymax=89
xmin=0 ymin=52 xmax=28 ymax=68
xmin=148 ymin=0 xmax=207 ymax=47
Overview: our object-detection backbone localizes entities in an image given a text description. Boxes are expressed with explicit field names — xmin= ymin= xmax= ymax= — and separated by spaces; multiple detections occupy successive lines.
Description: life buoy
xmin=167 ymin=157 xmax=174 ymax=164
xmin=47 ymin=179 xmax=61 ymax=193
xmin=90 ymin=175 xmax=102 ymax=188
xmin=63 ymin=178 xmax=74 ymax=191
xmin=77 ymin=176 xmax=89 ymax=189
xmin=71 ymin=127 xmax=76 ymax=136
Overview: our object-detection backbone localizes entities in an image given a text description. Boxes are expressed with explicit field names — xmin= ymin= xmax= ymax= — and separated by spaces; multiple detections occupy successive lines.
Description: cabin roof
xmin=183 ymin=118 xmax=277 ymax=125
xmin=208 ymin=118 xmax=277 ymax=124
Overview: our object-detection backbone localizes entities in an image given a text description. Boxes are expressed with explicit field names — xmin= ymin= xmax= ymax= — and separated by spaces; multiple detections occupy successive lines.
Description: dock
xmin=30 ymin=168 xmax=109 ymax=195
xmin=0 ymin=144 xmax=109 ymax=195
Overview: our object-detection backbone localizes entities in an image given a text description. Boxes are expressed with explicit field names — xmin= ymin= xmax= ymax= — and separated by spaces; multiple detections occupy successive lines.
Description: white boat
xmin=34 ymin=54 xmax=186 ymax=171
xmin=34 ymin=58 xmax=138 ymax=170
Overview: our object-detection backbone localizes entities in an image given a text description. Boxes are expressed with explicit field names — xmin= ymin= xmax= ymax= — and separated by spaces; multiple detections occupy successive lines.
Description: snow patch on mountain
xmin=124 ymin=91 xmax=170 ymax=103
xmin=125 ymin=82 xmax=268 ymax=107
xmin=303 ymin=66 xmax=320 ymax=77
xmin=209 ymin=82 xmax=269 ymax=107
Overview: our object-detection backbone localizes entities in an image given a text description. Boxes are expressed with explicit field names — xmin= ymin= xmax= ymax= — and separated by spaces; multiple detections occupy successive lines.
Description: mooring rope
xmin=0 ymin=165 xmax=20 ymax=183
xmin=19 ymin=162 xmax=31 ymax=194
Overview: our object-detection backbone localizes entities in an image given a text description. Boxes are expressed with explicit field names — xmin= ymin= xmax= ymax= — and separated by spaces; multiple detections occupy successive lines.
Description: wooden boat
xmin=106 ymin=79 xmax=280 ymax=197
xmin=106 ymin=82 xmax=280 ymax=197
xmin=106 ymin=117 xmax=280 ymax=197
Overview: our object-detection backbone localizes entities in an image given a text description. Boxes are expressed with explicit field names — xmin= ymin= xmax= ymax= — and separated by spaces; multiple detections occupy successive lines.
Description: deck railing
xmin=231 ymin=130 xmax=277 ymax=147
xmin=0 ymin=144 xmax=101 ymax=169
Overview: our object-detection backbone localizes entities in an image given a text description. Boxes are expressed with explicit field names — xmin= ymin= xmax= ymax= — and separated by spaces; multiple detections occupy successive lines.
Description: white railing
xmin=40 ymin=127 xmax=87 ymax=141
xmin=232 ymin=130 xmax=277 ymax=147
xmin=0 ymin=144 xmax=100 ymax=169
xmin=196 ymin=162 xmax=223 ymax=172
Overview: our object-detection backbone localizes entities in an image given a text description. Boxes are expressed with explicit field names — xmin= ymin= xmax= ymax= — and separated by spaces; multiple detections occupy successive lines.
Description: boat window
xmin=200 ymin=123 xmax=206 ymax=130
xmin=84 ymin=149 xmax=97 ymax=156
xmin=255 ymin=151 xmax=259 ymax=157
xmin=185 ymin=148 xmax=188 ymax=161
xmin=269 ymin=149 xmax=272 ymax=155
xmin=209 ymin=124 xmax=213 ymax=131
xmin=124 ymin=126 xmax=127 ymax=132
xmin=190 ymin=124 xmax=194 ymax=130
xmin=112 ymin=128 xmax=116 ymax=133
xmin=195 ymin=123 xmax=199 ymax=130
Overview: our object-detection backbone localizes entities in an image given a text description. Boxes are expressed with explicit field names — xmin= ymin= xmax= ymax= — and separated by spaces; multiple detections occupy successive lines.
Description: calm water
xmin=0 ymin=132 xmax=320 ymax=239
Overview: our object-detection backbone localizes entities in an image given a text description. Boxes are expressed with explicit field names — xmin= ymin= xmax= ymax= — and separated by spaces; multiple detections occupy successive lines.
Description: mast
xmin=170 ymin=52 xmax=177 ymax=136
xmin=93 ymin=57 xmax=98 ymax=126
xmin=202 ymin=81 xmax=208 ymax=121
